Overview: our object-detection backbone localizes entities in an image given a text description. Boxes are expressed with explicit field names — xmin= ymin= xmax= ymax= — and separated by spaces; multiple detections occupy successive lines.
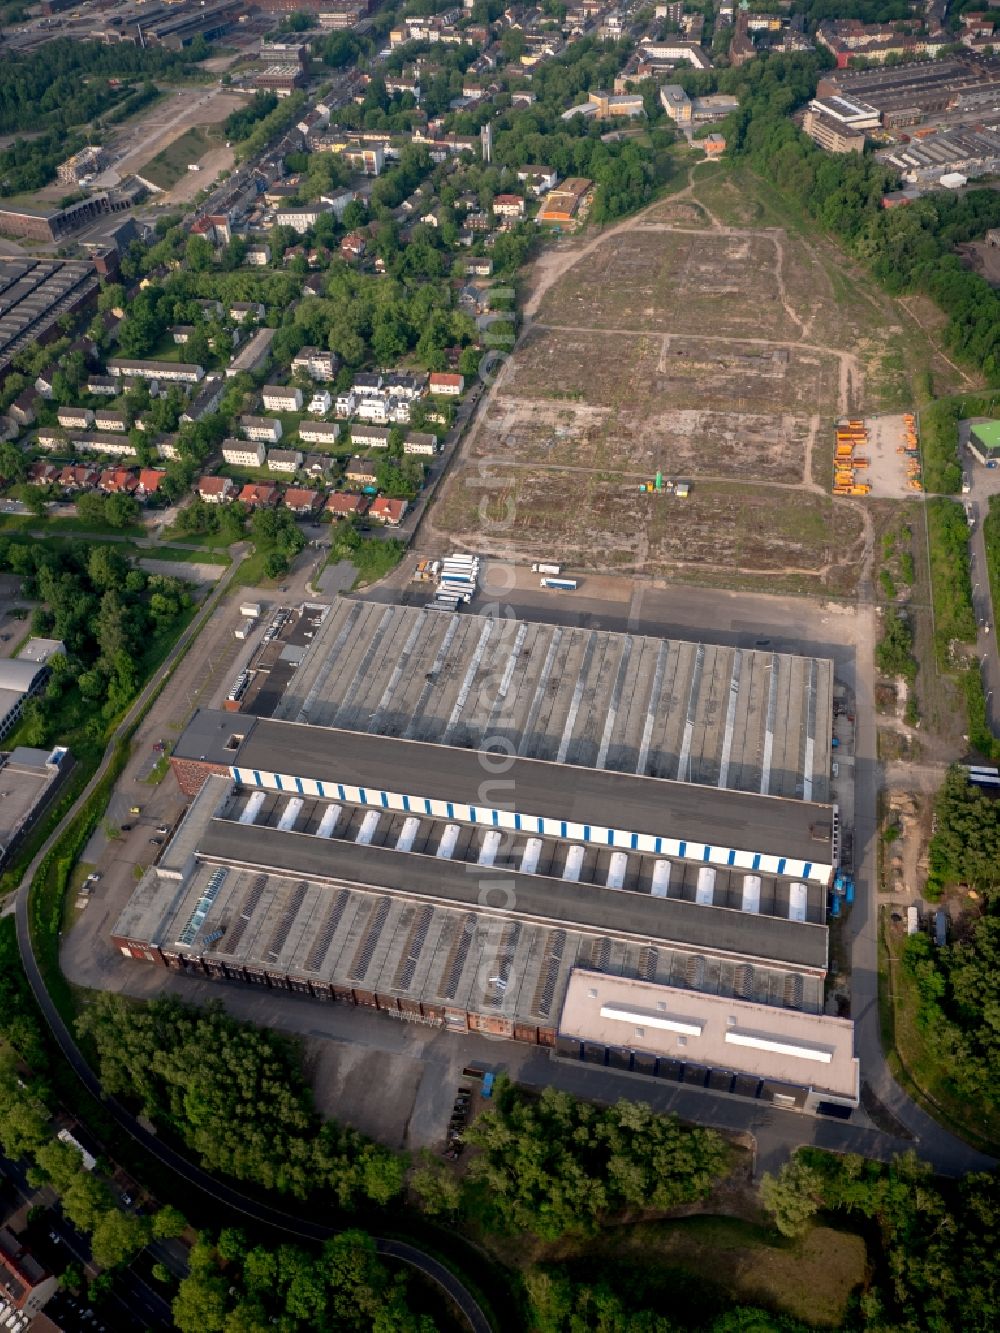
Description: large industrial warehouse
xmin=113 ymin=606 xmax=858 ymax=1114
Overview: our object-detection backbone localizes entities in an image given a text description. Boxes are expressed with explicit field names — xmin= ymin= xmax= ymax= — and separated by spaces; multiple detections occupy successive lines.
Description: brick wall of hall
xmin=170 ymin=757 xmax=230 ymax=797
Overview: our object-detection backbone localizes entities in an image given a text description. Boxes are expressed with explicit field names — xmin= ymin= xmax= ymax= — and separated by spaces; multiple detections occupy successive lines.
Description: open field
xmin=139 ymin=126 xmax=218 ymax=191
xmin=508 ymin=1215 xmax=867 ymax=1329
xmin=100 ymin=86 xmax=247 ymax=188
xmin=430 ymin=162 xmax=972 ymax=592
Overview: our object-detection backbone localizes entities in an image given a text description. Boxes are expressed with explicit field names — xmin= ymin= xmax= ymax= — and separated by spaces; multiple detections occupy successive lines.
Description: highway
xmin=12 ymin=549 xmax=492 ymax=1333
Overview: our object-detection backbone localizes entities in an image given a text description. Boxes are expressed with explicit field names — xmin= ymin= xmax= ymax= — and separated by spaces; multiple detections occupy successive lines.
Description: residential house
xmin=172 ymin=325 xmax=195 ymax=344
xmin=94 ymin=409 xmax=127 ymax=432
xmin=352 ymin=373 xmax=383 ymax=397
xmin=334 ymin=391 xmax=356 ymax=418
xmin=266 ymin=447 xmax=303 ymax=473
xmin=345 ymin=454 xmax=380 ymax=486
xmin=10 ymin=391 xmax=39 ymax=426
xmin=262 ymin=385 xmax=303 ymax=413
xmin=157 ymin=440 xmax=181 ymax=462
xmin=351 ymin=424 xmax=392 ymax=449
xmin=34 ymin=370 xmax=55 ymax=399
xmin=229 ymin=301 xmax=265 ymax=324
xmin=355 ymin=396 xmax=391 ymax=424
xmin=240 ymin=416 xmax=283 ymax=444
xmin=27 ymin=461 xmax=60 ymax=486
xmin=57 ymin=407 xmax=94 ymax=430
xmin=465 ymin=257 xmax=494 ymax=277
xmin=86 ymin=375 xmax=118 ymax=396
xmin=283 ymin=487 xmax=322 ymax=515
xmin=56 ymin=463 xmax=97 ymax=490
xmin=137 ymin=468 xmax=166 ymax=498
xmin=302 ymin=454 xmax=334 ymax=479
xmin=198 ymin=476 xmax=235 ymax=504
xmin=429 ymin=372 xmax=464 ymax=396
xmin=404 ymin=431 xmax=439 ymax=456
xmin=247 ymin=245 xmax=272 ymax=266
xmin=222 ymin=439 xmax=267 ymax=469
xmin=383 ymin=372 xmax=426 ymax=401
xmin=340 ymin=230 xmax=367 ymax=261
xmin=108 ymin=359 xmax=205 ymax=384
xmin=237 ymin=482 xmax=281 ymax=509
xmin=274 ymin=205 xmax=333 ymax=235
xmin=302 ymin=273 xmax=325 ymax=298
xmin=181 ymin=373 xmax=225 ymax=423
xmin=0 ymin=1229 xmax=58 ymax=1320
xmin=292 ymin=347 xmax=338 ymax=381
xmin=226 ymin=328 xmax=275 ymax=379
xmin=493 ymin=194 xmax=525 ymax=218
xmin=299 ymin=420 xmax=341 ymax=445
xmin=325 ymin=491 xmax=369 ymax=519
xmin=72 ymin=432 xmax=137 ymax=458
xmin=308 ymin=389 xmax=332 ymax=415
xmin=195 ymin=299 xmax=224 ymax=319
xmin=98 ymin=467 xmax=139 ymax=495
xmin=369 ymin=496 xmax=408 ymax=525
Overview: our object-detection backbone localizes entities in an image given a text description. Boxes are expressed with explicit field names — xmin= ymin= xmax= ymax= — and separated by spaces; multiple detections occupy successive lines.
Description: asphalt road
xmin=12 ymin=547 xmax=491 ymax=1333
xmin=0 ymin=1152 xmax=171 ymax=1331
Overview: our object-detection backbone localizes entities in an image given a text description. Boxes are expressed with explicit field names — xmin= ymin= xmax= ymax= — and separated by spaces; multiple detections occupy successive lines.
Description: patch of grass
xmin=0 ymin=514 xmax=145 ymax=538
xmin=505 ymin=1215 xmax=866 ymax=1330
xmin=926 ymin=496 xmax=976 ymax=661
xmin=139 ymin=125 xmax=217 ymax=190
xmin=878 ymin=906 xmax=1000 ymax=1154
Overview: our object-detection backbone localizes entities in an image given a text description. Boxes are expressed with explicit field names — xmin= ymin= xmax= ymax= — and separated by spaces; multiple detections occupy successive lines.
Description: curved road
xmin=12 ymin=550 xmax=491 ymax=1333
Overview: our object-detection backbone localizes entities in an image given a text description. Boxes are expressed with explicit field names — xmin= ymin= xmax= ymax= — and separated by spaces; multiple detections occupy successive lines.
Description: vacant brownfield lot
xmin=429 ymin=162 xmax=962 ymax=592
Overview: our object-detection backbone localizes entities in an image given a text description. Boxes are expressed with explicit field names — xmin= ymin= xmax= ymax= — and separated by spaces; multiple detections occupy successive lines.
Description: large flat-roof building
xmin=0 ymin=260 xmax=99 ymax=378
xmin=113 ymin=605 xmax=855 ymax=1113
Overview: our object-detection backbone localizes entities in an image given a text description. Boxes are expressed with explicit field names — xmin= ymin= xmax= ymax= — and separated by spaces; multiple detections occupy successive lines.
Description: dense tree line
xmin=925 ymin=497 xmax=976 ymax=659
xmin=0 ymin=923 xmax=187 ymax=1275
xmin=488 ymin=39 xmax=678 ymax=222
xmin=525 ymin=1266 xmax=811 ymax=1333
xmin=224 ymin=91 xmax=279 ymax=142
xmin=892 ymin=767 xmax=1000 ymax=1106
xmin=876 ymin=606 xmax=916 ymax=682
xmin=0 ymin=538 xmax=191 ymax=745
xmin=0 ymin=39 xmax=202 ymax=133
xmin=77 ymin=995 xmax=406 ymax=1207
xmin=762 ymin=1149 xmax=1000 ymax=1330
xmin=172 ymin=1229 xmax=436 ymax=1333
xmin=459 ymin=1078 xmax=728 ymax=1239
xmin=717 ymin=53 xmax=1000 ymax=392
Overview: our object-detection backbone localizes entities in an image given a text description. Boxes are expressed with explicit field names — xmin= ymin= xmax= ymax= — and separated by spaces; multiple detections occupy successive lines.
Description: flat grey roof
xmin=271 ymin=603 xmax=833 ymax=804
xmin=173 ymin=709 xmax=256 ymax=767
xmin=197 ymin=818 xmax=829 ymax=971
xmin=232 ymin=718 xmax=833 ymax=867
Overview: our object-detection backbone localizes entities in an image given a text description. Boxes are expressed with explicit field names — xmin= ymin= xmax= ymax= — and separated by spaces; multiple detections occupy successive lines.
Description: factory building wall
xmin=108 ymin=939 xmax=558 ymax=1045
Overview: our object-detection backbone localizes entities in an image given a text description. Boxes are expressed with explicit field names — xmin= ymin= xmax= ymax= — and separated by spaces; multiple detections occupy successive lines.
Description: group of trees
xmin=0 ymin=538 xmax=191 ymax=743
xmin=876 ymin=606 xmax=916 ymax=683
xmin=925 ymin=497 xmax=977 ymax=660
xmin=713 ymin=52 xmax=1000 ymax=390
xmin=524 ymin=1267 xmax=809 ymax=1333
xmin=0 ymin=39 xmax=199 ymax=135
xmin=172 ymin=1229 xmax=436 ymax=1333
xmin=894 ymin=767 xmax=1000 ymax=1105
xmin=0 ymin=920 xmax=187 ymax=1276
xmin=762 ymin=1149 xmax=1000 ymax=1330
xmin=78 ymin=994 xmax=405 ymax=1208
xmin=453 ymin=1078 xmax=728 ymax=1239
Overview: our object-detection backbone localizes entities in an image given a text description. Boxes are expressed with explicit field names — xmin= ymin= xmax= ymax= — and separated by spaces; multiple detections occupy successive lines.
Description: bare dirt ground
xmin=160 ymin=145 xmax=235 ymax=204
xmin=96 ymin=88 xmax=248 ymax=188
xmin=430 ymin=160 xmax=889 ymax=594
